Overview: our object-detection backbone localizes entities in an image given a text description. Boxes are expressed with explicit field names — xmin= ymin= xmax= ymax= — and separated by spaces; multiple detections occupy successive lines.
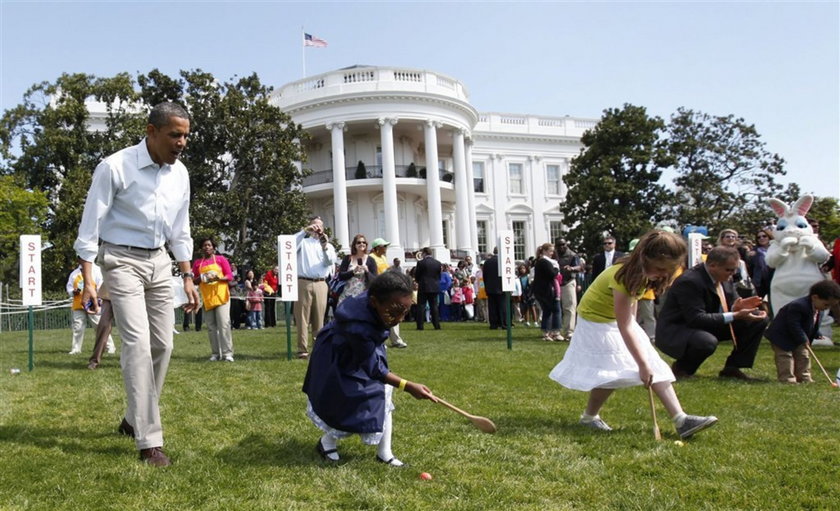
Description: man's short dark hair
xmin=148 ymin=102 xmax=189 ymax=128
xmin=810 ymin=280 xmax=840 ymax=300
xmin=421 ymin=247 xmax=432 ymax=256
xmin=705 ymin=246 xmax=739 ymax=265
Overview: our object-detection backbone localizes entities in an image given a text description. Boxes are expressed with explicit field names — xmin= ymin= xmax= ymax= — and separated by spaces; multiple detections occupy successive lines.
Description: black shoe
xmin=316 ymin=440 xmax=339 ymax=462
xmin=718 ymin=367 xmax=758 ymax=381
xmin=118 ymin=418 xmax=135 ymax=438
xmin=671 ymin=362 xmax=693 ymax=381
xmin=139 ymin=446 xmax=171 ymax=467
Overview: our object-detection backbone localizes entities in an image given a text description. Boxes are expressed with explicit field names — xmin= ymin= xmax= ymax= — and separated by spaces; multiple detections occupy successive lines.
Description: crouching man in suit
xmin=656 ymin=247 xmax=769 ymax=380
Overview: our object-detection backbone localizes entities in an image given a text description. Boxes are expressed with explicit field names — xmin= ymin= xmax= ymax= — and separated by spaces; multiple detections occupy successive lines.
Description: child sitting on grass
xmin=549 ymin=230 xmax=718 ymax=440
xmin=764 ymin=280 xmax=840 ymax=383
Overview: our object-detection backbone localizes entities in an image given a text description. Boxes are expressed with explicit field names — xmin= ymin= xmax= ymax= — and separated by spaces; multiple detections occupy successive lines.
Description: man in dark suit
xmin=656 ymin=246 xmax=769 ymax=380
xmin=482 ymin=248 xmax=508 ymax=329
xmin=591 ymin=235 xmax=625 ymax=280
xmin=414 ymin=247 xmax=442 ymax=330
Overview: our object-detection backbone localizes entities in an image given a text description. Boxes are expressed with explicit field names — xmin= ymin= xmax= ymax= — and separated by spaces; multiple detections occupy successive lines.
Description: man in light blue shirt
xmin=75 ymin=102 xmax=200 ymax=467
xmin=294 ymin=216 xmax=337 ymax=358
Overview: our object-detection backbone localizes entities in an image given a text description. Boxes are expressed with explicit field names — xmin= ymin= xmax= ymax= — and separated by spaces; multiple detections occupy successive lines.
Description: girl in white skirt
xmin=549 ymin=230 xmax=718 ymax=439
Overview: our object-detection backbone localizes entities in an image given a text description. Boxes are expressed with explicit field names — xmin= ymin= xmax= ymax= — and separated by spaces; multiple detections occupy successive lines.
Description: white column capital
xmin=493 ymin=153 xmax=504 ymax=160
xmin=528 ymin=154 xmax=542 ymax=162
xmin=326 ymin=121 xmax=346 ymax=131
xmin=425 ymin=119 xmax=443 ymax=129
xmin=377 ymin=117 xmax=399 ymax=127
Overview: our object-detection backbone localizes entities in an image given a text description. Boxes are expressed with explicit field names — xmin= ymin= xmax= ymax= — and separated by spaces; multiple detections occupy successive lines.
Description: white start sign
xmin=278 ymin=235 xmax=298 ymax=301
xmin=20 ymin=235 xmax=42 ymax=306
xmin=498 ymin=230 xmax=516 ymax=292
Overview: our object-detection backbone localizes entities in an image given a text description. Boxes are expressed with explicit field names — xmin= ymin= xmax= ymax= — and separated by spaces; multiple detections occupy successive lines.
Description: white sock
xmin=672 ymin=412 xmax=687 ymax=427
xmin=580 ymin=413 xmax=599 ymax=423
xmin=320 ymin=434 xmax=339 ymax=461
xmin=376 ymin=411 xmax=403 ymax=466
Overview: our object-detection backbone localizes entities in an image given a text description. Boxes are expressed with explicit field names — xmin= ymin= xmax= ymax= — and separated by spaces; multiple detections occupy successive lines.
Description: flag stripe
xmin=304 ymin=33 xmax=328 ymax=47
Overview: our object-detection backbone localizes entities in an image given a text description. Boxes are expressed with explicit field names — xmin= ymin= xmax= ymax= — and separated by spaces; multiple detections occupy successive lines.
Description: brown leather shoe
xmin=118 ymin=418 xmax=135 ymax=437
xmin=139 ymin=447 xmax=171 ymax=467
xmin=87 ymin=361 xmax=99 ymax=370
xmin=718 ymin=367 xmax=757 ymax=381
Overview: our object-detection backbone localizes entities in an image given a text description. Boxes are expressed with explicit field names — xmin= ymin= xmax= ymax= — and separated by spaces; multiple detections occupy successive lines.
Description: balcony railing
xmin=302 ymin=165 xmax=454 ymax=187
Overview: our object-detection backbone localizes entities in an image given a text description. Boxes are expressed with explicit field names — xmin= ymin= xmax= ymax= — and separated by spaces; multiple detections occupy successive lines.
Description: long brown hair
xmin=614 ymin=230 xmax=686 ymax=296
xmin=349 ymin=234 xmax=367 ymax=257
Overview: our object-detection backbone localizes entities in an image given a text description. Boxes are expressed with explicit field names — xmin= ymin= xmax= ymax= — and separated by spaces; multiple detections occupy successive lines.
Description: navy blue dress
xmin=302 ymin=292 xmax=390 ymax=434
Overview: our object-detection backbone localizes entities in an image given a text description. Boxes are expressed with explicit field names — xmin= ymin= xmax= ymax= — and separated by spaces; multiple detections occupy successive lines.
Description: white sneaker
xmin=223 ymin=356 xmax=235 ymax=362
xmin=390 ymin=339 xmax=408 ymax=348
xmin=209 ymin=354 xmax=221 ymax=362
xmin=107 ymin=347 xmax=116 ymax=354
xmin=580 ymin=416 xmax=612 ymax=431
xmin=68 ymin=350 xmax=81 ymax=355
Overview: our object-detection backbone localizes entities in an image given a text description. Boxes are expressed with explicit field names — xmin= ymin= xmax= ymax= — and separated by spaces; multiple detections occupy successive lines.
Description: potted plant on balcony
xmin=406 ymin=162 xmax=417 ymax=177
xmin=355 ymin=160 xmax=367 ymax=179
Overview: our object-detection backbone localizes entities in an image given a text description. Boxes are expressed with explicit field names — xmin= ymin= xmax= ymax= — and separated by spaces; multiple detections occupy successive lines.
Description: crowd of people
xmin=66 ymin=101 xmax=840 ymax=468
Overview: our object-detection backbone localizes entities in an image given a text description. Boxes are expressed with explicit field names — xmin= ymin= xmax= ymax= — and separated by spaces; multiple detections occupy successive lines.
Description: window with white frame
xmin=442 ymin=220 xmax=449 ymax=248
xmin=549 ymin=221 xmax=564 ymax=245
xmin=473 ymin=161 xmax=485 ymax=193
xmin=512 ymin=220 xmax=527 ymax=260
xmin=508 ymin=163 xmax=523 ymax=195
xmin=476 ymin=220 xmax=488 ymax=255
xmin=546 ymin=164 xmax=561 ymax=195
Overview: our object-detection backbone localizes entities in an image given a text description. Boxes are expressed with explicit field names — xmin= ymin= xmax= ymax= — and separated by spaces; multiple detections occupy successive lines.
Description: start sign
xmin=277 ymin=235 xmax=298 ymax=301
xmin=498 ymin=230 xmax=516 ymax=292
xmin=20 ymin=235 xmax=42 ymax=306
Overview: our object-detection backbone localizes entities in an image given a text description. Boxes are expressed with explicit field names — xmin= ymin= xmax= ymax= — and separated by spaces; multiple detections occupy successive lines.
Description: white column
xmin=379 ymin=117 xmax=402 ymax=262
xmin=528 ymin=155 xmax=543 ymax=250
xmin=423 ymin=120 xmax=446 ymax=260
xmin=465 ymin=140 xmax=478 ymax=255
xmin=452 ymin=129 xmax=471 ymax=255
xmin=328 ymin=122 xmax=350 ymax=252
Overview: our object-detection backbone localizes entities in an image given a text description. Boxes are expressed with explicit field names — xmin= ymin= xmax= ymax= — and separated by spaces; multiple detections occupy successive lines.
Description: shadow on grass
xmin=0 ymin=424 xmax=127 ymax=456
xmin=217 ymin=434 xmax=321 ymax=467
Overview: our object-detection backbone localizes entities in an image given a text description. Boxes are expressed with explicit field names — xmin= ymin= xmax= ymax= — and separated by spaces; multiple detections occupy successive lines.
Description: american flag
xmin=304 ymin=33 xmax=328 ymax=48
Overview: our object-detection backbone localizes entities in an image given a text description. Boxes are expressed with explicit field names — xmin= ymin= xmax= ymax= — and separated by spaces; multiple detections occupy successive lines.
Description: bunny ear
xmin=793 ymin=195 xmax=814 ymax=216
xmin=768 ymin=198 xmax=788 ymax=217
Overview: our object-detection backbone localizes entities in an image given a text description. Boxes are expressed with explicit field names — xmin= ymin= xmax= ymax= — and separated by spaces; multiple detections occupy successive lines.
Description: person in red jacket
xmin=263 ymin=266 xmax=279 ymax=327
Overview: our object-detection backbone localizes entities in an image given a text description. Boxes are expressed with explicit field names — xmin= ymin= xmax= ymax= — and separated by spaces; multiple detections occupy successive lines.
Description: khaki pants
xmin=295 ymin=278 xmax=328 ymax=354
xmin=771 ymin=343 xmax=812 ymax=383
xmin=99 ymin=243 xmax=174 ymax=450
xmin=205 ymin=301 xmax=233 ymax=358
xmin=560 ymin=281 xmax=578 ymax=337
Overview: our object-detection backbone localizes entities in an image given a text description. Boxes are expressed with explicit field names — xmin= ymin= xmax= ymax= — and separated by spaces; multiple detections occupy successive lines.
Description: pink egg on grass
xmin=420 ymin=472 xmax=433 ymax=481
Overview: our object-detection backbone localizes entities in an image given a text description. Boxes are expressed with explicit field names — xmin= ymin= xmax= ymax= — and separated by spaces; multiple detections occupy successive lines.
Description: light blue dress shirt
xmin=74 ymin=139 xmax=193 ymax=263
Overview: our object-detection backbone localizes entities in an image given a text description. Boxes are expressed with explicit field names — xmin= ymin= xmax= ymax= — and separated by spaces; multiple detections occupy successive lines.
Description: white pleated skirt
xmin=549 ymin=317 xmax=675 ymax=391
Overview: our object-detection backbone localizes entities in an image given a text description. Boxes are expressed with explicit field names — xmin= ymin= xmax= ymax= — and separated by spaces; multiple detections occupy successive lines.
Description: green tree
xmin=0 ymin=175 xmax=48 ymax=287
xmin=561 ymin=104 xmax=674 ymax=257
xmin=807 ymin=196 xmax=840 ymax=243
xmin=136 ymin=69 xmax=311 ymax=272
xmin=0 ymin=73 xmax=141 ymax=289
xmin=667 ymin=108 xmax=786 ymax=236
xmin=2 ymin=69 xmax=312 ymax=290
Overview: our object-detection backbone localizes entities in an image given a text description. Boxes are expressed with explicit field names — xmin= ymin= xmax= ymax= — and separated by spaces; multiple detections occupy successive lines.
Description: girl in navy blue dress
xmin=302 ymin=271 xmax=436 ymax=466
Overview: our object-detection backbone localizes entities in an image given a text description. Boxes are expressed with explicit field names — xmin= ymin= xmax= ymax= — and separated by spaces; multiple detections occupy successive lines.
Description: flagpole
xmin=301 ymin=26 xmax=306 ymax=78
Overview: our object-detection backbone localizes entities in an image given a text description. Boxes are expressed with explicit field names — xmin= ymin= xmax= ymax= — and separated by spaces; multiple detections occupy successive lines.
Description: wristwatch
xmin=182 ymin=272 xmax=195 ymax=279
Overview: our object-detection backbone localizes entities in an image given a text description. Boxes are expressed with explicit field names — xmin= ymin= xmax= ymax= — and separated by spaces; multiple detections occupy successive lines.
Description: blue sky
xmin=1 ymin=0 xmax=837 ymax=199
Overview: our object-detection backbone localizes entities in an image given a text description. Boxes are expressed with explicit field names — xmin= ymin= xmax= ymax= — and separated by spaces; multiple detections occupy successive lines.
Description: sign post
xmin=498 ymin=231 xmax=516 ymax=350
xmin=278 ymin=235 xmax=299 ymax=361
xmin=20 ymin=235 xmax=42 ymax=371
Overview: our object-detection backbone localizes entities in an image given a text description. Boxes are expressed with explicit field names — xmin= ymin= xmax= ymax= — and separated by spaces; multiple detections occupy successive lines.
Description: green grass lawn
xmin=1 ymin=321 xmax=839 ymax=510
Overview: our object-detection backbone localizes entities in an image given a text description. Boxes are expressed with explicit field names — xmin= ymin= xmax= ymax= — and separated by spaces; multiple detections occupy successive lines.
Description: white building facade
xmin=272 ymin=65 xmax=597 ymax=264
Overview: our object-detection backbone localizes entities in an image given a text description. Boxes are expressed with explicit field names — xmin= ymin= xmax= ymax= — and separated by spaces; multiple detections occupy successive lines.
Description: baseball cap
xmin=371 ymin=238 xmax=390 ymax=249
